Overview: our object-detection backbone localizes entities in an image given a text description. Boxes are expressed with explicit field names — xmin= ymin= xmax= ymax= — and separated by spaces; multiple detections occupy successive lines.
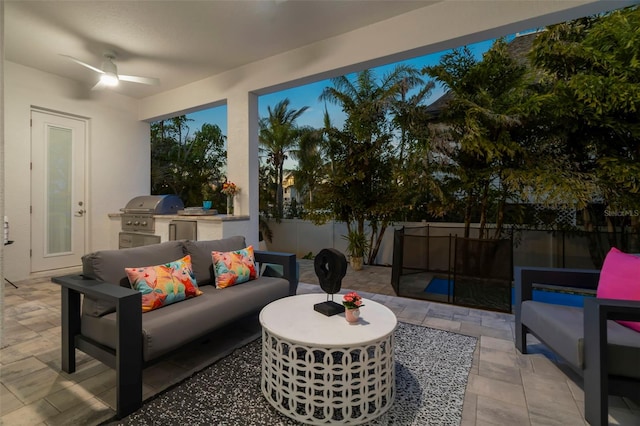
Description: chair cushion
xmin=596 ymin=247 xmax=640 ymax=332
xmin=521 ymin=301 xmax=640 ymax=379
xmin=183 ymin=236 xmax=246 ymax=286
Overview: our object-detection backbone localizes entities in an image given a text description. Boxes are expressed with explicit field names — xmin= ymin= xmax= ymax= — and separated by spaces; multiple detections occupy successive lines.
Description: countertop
xmin=108 ymin=213 xmax=249 ymax=221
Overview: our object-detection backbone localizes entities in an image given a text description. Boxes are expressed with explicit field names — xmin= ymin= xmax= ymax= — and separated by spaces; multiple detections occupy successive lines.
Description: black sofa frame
xmin=52 ymin=250 xmax=297 ymax=418
xmin=514 ymin=266 xmax=640 ymax=426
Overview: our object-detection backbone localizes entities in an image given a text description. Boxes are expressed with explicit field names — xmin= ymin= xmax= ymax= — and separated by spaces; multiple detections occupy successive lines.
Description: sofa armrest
xmin=52 ymin=274 xmax=142 ymax=418
xmin=583 ymin=297 xmax=640 ymax=425
xmin=255 ymin=251 xmax=298 ymax=296
xmin=514 ymin=266 xmax=600 ymax=353
xmin=52 ymin=274 xmax=140 ymax=301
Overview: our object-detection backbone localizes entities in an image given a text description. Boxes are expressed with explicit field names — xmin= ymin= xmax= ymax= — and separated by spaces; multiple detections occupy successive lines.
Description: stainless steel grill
xmin=120 ymin=195 xmax=184 ymax=233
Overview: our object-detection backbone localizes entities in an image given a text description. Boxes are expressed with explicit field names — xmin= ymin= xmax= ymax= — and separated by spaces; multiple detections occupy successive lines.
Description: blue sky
xmin=186 ymin=37 xmax=503 ymax=137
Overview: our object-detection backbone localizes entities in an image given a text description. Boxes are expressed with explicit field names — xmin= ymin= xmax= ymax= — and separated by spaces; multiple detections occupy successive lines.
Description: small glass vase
xmin=226 ymin=195 xmax=234 ymax=215
xmin=345 ymin=308 xmax=360 ymax=323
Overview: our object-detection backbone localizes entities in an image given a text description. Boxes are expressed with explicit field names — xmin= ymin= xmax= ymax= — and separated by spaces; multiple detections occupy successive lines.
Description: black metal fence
xmin=391 ymin=227 xmax=513 ymax=312
xmin=390 ymin=225 xmax=639 ymax=313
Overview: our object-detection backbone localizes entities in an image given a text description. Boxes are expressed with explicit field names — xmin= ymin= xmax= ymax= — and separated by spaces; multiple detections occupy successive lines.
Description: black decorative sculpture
xmin=313 ymin=248 xmax=348 ymax=316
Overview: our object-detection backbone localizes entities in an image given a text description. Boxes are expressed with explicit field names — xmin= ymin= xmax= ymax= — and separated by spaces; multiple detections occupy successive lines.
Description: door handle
xmin=74 ymin=209 xmax=86 ymax=217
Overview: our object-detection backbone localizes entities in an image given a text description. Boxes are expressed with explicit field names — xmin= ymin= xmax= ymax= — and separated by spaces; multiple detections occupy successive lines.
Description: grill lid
xmin=122 ymin=195 xmax=184 ymax=214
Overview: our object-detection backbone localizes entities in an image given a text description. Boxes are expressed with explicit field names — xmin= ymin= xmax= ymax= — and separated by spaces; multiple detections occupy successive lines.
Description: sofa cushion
xmin=183 ymin=236 xmax=246 ymax=286
xmin=82 ymin=241 xmax=187 ymax=316
xmin=212 ymin=246 xmax=257 ymax=289
xmin=80 ymin=276 xmax=290 ymax=362
xmin=596 ymin=247 xmax=640 ymax=332
xmin=521 ymin=300 xmax=640 ymax=379
xmin=125 ymin=255 xmax=202 ymax=312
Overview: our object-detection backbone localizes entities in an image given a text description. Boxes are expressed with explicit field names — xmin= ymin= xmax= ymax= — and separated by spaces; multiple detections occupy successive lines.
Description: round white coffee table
xmin=260 ymin=293 xmax=397 ymax=425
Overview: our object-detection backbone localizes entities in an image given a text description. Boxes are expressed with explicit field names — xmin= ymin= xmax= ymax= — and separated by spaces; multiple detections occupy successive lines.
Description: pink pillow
xmin=596 ymin=247 xmax=640 ymax=332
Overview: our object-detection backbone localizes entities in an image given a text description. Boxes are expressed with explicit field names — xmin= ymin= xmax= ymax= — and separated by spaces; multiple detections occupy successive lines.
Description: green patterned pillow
xmin=212 ymin=246 xmax=257 ymax=289
xmin=125 ymin=255 xmax=202 ymax=312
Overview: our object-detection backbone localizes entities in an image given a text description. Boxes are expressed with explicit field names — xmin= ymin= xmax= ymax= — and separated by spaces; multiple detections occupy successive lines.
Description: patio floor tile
xmin=1 ymin=261 xmax=638 ymax=425
xmin=476 ymin=394 xmax=531 ymax=425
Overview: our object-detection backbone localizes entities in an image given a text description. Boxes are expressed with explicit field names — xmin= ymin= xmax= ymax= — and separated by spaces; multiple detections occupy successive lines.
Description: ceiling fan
xmin=61 ymin=51 xmax=160 ymax=90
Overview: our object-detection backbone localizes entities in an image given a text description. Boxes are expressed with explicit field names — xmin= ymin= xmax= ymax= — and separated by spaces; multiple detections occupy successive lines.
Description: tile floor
xmin=1 ymin=262 xmax=639 ymax=425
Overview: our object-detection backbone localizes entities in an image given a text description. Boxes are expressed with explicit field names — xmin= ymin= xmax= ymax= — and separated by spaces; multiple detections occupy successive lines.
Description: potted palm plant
xmin=342 ymin=230 xmax=369 ymax=271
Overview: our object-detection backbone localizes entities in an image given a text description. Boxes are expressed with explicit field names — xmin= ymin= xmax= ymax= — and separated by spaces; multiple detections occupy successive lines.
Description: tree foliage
xmin=311 ymin=66 xmax=424 ymax=263
xmin=151 ymin=116 xmax=227 ymax=208
xmin=530 ymin=6 xmax=640 ymax=234
xmin=423 ymin=40 xmax=540 ymax=238
xmin=290 ymin=125 xmax=325 ymax=207
xmin=148 ymin=6 xmax=640 ymax=267
xmin=259 ymin=99 xmax=309 ymax=219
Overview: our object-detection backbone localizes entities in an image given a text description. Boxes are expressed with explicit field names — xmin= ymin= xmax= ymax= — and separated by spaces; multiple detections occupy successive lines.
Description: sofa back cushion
xmin=82 ymin=240 xmax=187 ymax=316
xmin=183 ymin=236 xmax=246 ymax=286
xmin=597 ymin=247 xmax=640 ymax=332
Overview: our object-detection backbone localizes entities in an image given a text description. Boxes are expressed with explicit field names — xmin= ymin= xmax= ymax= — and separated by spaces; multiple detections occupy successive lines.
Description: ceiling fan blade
xmin=91 ymin=80 xmax=108 ymax=91
xmin=119 ymin=74 xmax=160 ymax=86
xmin=60 ymin=54 xmax=104 ymax=74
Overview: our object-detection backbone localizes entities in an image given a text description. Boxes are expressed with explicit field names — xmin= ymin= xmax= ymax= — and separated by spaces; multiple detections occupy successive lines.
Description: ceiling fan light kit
xmin=100 ymin=73 xmax=119 ymax=86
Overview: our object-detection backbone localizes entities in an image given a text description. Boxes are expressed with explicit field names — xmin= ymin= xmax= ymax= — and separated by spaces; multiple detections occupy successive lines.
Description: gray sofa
xmin=514 ymin=267 xmax=640 ymax=426
xmin=52 ymin=236 xmax=297 ymax=418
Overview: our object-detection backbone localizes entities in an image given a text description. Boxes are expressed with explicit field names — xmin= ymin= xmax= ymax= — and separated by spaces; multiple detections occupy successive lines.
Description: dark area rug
xmin=108 ymin=322 xmax=477 ymax=426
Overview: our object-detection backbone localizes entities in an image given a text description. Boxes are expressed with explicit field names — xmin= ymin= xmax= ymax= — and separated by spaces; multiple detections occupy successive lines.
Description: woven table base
xmin=261 ymin=328 xmax=395 ymax=425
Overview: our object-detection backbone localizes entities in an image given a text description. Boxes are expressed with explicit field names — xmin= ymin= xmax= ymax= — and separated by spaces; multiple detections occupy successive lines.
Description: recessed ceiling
xmin=4 ymin=0 xmax=435 ymax=99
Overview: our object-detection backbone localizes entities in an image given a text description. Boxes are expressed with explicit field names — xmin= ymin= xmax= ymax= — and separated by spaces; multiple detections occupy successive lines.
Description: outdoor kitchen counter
xmin=107 ymin=213 xmax=249 ymax=220
xmin=108 ymin=213 xmax=250 ymax=250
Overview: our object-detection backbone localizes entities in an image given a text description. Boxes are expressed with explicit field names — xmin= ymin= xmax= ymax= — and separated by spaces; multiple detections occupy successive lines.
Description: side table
xmin=260 ymin=293 xmax=397 ymax=425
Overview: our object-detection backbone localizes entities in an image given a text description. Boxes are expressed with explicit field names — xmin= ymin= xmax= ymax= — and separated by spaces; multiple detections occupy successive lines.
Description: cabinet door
xmin=169 ymin=221 xmax=197 ymax=240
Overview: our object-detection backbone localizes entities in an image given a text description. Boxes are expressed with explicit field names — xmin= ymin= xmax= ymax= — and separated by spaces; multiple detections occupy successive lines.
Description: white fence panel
xmin=264 ymin=220 xmax=472 ymax=266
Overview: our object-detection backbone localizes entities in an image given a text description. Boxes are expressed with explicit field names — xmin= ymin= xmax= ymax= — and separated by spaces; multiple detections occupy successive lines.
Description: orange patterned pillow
xmin=125 ymin=255 xmax=202 ymax=312
xmin=212 ymin=246 xmax=257 ymax=289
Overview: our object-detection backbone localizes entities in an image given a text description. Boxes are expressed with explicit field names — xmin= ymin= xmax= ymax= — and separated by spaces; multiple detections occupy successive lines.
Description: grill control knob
xmin=141 ymin=221 xmax=147 ymax=226
xmin=134 ymin=221 xmax=140 ymax=226
xmin=126 ymin=221 xmax=132 ymax=226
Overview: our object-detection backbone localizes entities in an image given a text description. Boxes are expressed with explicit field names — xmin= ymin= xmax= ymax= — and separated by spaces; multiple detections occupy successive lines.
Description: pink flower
xmin=342 ymin=292 xmax=364 ymax=309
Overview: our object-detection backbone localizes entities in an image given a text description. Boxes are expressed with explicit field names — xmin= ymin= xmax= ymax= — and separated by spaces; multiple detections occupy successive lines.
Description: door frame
xmin=30 ymin=107 xmax=90 ymax=273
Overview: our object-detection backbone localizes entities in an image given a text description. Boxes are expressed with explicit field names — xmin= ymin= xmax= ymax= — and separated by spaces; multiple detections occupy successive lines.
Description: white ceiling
xmin=4 ymin=0 xmax=435 ymax=99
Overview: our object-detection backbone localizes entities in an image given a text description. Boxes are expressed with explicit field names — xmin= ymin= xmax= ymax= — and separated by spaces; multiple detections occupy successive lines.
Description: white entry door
xmin=31 ymin=110 xmax=87 ymax=272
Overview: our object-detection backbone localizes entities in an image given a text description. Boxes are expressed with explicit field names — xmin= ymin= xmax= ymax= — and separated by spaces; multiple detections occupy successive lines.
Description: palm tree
xmin=290 ymin=125 xmax=324 ymax=206
xmin=318 ymin=66 xmax=420 ymax=263
xmin=320 ymin=66 xmax=421 ymax=147
xmin=259 ymin=99 xmax=309 ymax=218
xmin=390 ymin=77 xmax=434 ymax=167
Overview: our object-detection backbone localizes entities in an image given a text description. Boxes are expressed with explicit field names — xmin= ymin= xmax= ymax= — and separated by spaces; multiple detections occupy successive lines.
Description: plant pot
xmin=345 ymin=307 xmax=360 ymax=323
xmin=350 ymin=256 xmax=363 ymax=271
